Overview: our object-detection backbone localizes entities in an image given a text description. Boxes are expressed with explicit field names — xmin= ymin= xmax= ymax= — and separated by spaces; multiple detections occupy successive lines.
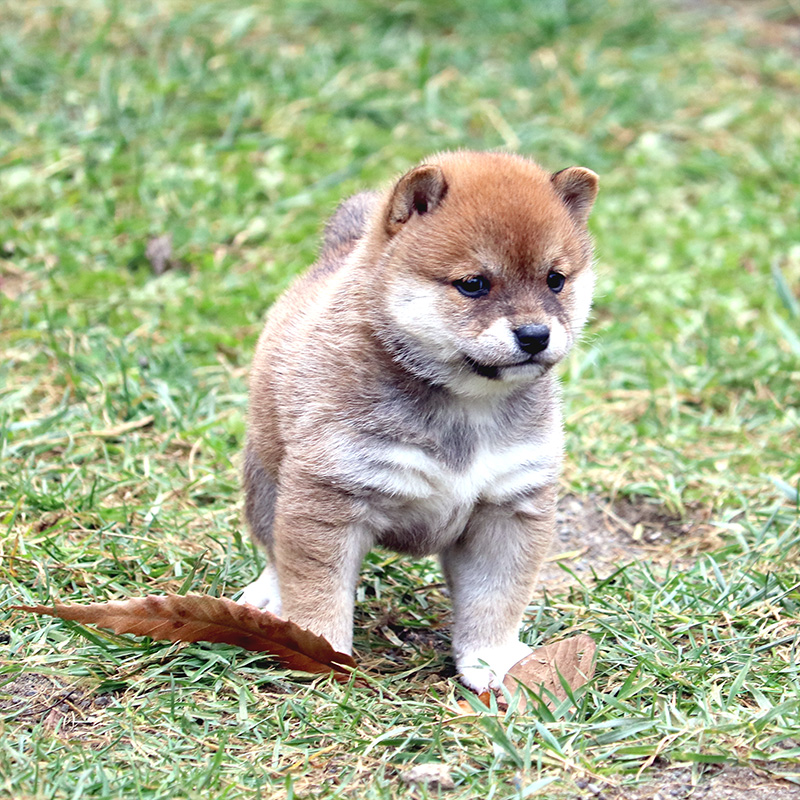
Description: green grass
xmin=2 ymin=0 xmax=799 ymax=797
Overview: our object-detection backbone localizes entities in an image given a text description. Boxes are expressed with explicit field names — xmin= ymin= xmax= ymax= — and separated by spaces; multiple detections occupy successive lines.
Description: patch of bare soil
xmin=541 ymin=494 xmax=711 ymax=590
xmin=0 ymin=671 xmax=114 ymax=738
xmin=596 ymin=764 xmax=800 ymax=800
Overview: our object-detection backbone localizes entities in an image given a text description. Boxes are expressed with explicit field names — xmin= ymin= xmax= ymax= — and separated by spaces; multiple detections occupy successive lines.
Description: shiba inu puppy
xmin=238 ymin=151 xmax=598 ymax=692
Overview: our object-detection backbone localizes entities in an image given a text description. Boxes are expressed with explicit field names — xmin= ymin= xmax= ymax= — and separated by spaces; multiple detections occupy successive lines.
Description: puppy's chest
xmin=334 ymin=415 xmax=561 ymax=553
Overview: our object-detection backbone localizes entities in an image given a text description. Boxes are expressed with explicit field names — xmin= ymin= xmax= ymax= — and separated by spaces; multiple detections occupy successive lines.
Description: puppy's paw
xmin=237 ymin=564 xmax=283 ymax=616
xmin=457 ymin=641 xmax=533 ymax=693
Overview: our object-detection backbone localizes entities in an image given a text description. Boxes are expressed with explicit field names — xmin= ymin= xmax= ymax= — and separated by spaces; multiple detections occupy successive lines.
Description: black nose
xmin=514 ymin=324 xmax=550 ymax=355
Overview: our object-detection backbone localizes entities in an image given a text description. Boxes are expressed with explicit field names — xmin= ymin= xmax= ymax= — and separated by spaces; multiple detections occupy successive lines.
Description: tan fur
xmin=239 ymin=151 xmax=598 ymax=691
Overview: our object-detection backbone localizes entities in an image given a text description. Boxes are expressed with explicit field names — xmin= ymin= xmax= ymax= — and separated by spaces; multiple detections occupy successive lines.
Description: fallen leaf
xmin=13 ymin=594 xmax=357 ymax=680
xmin=399 ymin=762 xmax=455 ymax=790
xmin=501 ymin=634 xmax=596 ymax=711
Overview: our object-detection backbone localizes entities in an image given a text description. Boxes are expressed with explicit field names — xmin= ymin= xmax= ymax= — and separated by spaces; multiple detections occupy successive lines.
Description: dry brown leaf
xmin=501 ymin=634 xmax=596 ymax=711
xmin=13 ymin=594 xmax=357 ymax=680
xmin=452 ymin=636 xmax=595 ymax=716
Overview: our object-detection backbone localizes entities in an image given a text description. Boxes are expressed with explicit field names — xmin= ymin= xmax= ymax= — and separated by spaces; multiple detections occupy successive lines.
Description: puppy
xmin=238 ymin=151 xmax=598 ymax=692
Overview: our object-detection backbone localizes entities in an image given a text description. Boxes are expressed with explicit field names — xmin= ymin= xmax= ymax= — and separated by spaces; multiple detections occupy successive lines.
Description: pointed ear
xmin=386 ymin=164 xmax=448 ymax=235
xmin=551 ymin=167 xmax=599 ymax=226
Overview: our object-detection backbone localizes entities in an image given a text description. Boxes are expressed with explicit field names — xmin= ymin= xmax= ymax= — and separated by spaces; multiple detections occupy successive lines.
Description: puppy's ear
xmin=551 ymin=167 xmax=599 ymax=227
xmin=386 ymin=164 xmax=448 ymax=235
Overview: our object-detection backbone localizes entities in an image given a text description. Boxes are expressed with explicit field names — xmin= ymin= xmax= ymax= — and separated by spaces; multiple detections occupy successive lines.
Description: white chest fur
xmin=368 ymin=436 xmax=561 ymax=505
xmin=331 ymin=422 xmax=563 ymax=552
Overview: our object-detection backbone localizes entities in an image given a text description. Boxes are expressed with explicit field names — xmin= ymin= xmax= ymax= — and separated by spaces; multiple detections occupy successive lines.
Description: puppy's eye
xmin=546 ymin=271 xmax=566 ymax=293
xmin=453 ymin=275 xmax=490 ymax=298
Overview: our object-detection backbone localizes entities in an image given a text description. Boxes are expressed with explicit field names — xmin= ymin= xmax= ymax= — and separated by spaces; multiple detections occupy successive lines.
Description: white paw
xmin=457 ymin=640 xmax=533 ymax=693
xmin=237 ymin=564 xmax=283 ymax=616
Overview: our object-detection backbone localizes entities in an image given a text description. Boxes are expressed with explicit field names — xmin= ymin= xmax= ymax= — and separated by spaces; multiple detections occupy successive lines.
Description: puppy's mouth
xmin=463 ymin=355 xmax=535 ymax=380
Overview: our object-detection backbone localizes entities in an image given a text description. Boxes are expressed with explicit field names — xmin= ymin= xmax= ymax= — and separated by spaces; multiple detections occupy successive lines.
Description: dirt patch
xmin=594 ymin=764 xmax=800 ymax=800
xmin=540 ymin=494 xmax=709 ymax=590
xmin=0 ymin=671 xmax=114 ymax=738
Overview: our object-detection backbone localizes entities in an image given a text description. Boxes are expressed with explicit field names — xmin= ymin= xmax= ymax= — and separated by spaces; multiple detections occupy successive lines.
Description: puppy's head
xmin=369 ymin=152 xmax=598 ymax=395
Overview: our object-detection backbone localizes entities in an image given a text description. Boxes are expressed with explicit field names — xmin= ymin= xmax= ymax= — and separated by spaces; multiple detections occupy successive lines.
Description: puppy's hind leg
xmin=272 ymin=476 xmax=372 ymax=655
xmin=238 ymin=443 xmax=282 ymax=615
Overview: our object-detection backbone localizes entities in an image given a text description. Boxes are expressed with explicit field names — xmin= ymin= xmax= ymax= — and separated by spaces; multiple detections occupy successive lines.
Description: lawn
xmin=2 ymin=0 xmax=799 ymax=797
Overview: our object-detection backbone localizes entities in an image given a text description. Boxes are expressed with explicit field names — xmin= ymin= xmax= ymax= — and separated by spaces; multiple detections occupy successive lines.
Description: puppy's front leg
xmin=272 ymin=479 xmax=371 ymax=655
xmin=441 ymin=486 xmax=556 ymax=693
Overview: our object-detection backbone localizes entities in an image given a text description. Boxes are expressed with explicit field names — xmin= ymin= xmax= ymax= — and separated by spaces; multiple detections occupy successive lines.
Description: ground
xmin=2 ymin=0 xmax=799 ymax=797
